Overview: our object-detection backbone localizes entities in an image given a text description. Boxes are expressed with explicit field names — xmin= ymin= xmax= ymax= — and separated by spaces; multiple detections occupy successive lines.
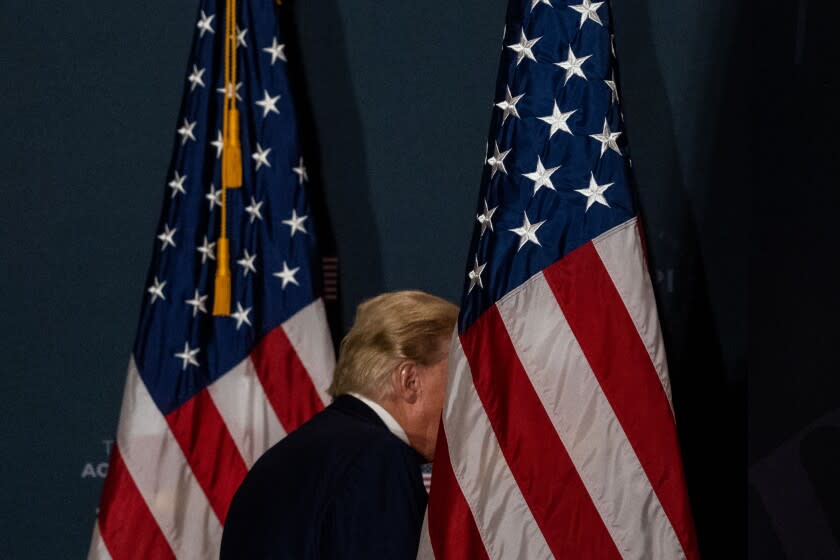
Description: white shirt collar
xmin=348 ymin=392 xmax=410 ymax=446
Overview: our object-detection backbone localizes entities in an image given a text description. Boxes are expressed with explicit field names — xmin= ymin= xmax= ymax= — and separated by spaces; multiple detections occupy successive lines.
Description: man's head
xmin=328 ymin=290 xmax=458 ymax=461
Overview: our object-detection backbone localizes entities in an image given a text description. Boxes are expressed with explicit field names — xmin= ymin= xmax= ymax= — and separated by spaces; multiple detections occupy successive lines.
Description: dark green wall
xmin=0 ymin=1 xmax=745 ymax=557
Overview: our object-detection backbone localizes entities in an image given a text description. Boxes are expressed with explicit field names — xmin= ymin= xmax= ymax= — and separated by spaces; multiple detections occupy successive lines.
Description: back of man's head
xmin=328 ymin=290 xmax=458 ymax=400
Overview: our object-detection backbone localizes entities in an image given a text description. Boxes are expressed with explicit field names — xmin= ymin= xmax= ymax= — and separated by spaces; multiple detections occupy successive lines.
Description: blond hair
xmin=328 ymin=290 xmax=459 ymax=399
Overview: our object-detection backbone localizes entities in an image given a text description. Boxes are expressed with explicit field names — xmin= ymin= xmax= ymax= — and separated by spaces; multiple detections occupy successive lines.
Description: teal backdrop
xmin=0 ymin=1 xmax=748 ymax=558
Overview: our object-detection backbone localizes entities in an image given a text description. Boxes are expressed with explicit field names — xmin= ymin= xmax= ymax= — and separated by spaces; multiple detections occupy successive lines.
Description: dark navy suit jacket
xmin=220 ymin=395 xmax=428 ymax=559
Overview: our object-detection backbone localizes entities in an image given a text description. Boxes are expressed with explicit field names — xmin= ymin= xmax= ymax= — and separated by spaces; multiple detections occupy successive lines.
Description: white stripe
xmin=207 ymin=356 xmax=287 ymax=468
xmin=593 ymin=218 xmax=673 ymax=412
xmin=416 ymin=509 xmax=435 ymax=559
xmin=282 ymin=298 xmax=335 ymax=406
xmin=496 ymin=272 xmax=685 ymax=560
xmin=87 ymin=521 xmax=112 ymax=560
xmin=117 ymin=357 xmax=223 ymax=560
xmin=441 ymin=335 xmax=553 ymax=560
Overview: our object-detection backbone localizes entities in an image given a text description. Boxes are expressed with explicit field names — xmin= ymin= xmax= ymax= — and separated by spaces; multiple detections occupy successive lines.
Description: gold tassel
xmin=212 ymin=237 xmax=232 ymax=316
xmin=223 ymin=107 xmax=243 ymax=189
xmin=212 ymin=0 xmax=238 ymax=316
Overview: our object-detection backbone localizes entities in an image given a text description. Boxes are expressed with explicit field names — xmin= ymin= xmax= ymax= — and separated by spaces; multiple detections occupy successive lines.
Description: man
xmin=221 ymin=290 xmax=458 ymax=559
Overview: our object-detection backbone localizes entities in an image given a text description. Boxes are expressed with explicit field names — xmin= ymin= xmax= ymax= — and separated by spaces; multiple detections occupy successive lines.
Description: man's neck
xmin=377 ymin=396 xmax=432 ymax=461
xmin=348 ymin=392 xmax=410 ymax=446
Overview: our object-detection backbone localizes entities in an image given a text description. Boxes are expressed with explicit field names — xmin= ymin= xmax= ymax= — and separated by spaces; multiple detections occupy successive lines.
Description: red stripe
xmin=165 ymin=389 xmax=248 ymax=524
xmin=251 ymin=325 xmax=325 ymax=433
xmin=544 ymin=241 xmax=699 ymax=559
xmin=461 ymin=307 xmax=621 ymax=558
xmin=97 ymin=445 xmax=175 ymax=560
xmin=427 ymin=423 xmax=489 ymax=560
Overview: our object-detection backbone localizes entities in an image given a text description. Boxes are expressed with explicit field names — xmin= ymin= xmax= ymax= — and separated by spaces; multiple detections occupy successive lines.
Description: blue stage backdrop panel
xmin=0 ymin=1 xmax=745 ymax=558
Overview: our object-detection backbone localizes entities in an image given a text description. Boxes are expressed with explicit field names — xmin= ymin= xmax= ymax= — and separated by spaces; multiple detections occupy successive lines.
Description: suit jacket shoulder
xmin=220 ymin=395 xmax=427 ymax=560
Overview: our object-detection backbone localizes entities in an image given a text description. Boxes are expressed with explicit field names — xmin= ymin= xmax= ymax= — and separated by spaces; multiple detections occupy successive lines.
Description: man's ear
xmin=393 ymin=360 xmax=420 ymax=404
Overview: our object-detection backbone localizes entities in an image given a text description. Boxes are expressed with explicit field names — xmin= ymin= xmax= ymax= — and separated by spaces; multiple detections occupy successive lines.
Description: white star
xmin=231 ymin=302 xmax=252 ymax=330
xmin=292 ymin=157 xmax=308 ymax=184
xmin=556 ymin=47 xmax=592 ymax=84
xmin=263 ymin=37 xmax=287 ymax=65
xmin=575 ymin=172 xmax=614 ymax=211
xmin=252 ymin=143 xmax=271 ymax=171
xmin=168 ymin=171 xmax=187 ymax=198
xmin=217 ymin=81 xmax=243 ymax=101
xmin=236 ymin=26 xmax=248 ymax=48
xmin=476 ymin=199 xmax=498 ymax=237
xmin=523 ymin=156 xmax=561 ymax=195
xmin=175 ymin=342 xmax=200 ymax=370
xmin=589 ymin=118 xmax=622 ymax=157
xmin=605 ymin=71 xmax=619 ymax=103
xmin=569 ymin=0 xmax=604 ymax=28
xmin=177 ymin=118 xmax=197 ymax=145
xmin=211 ymin=130 xmax=224 ymax=158
xmin=147 ymin=276 xmax=166 ymax=304
xmin=538 ymin=101 xmax=576 ymax=139
xmin=282 ymin=209 xmax=308 ymax=237
xmin=495 ymin=86 xmax=525 ymax=124
xmin=206 ymin=183 xmax=222 ymax=211
xmin=196 ymin=10 xmax=215 ymax=37
xmin=244 ymin=196 xmax=264 ymax=223
xmin=237 ymin=249 xmax=257 ymax=276
xmin=255 ymin=89 xmax=281 ymax=118
xmin=506 ymin=30 xmax=541 ymax=65
xmin=157 ymin=224 xmax=177 ymax=251
xmin=509 ymin=212 xmax=547 ymax=251
xmin=467 ymin=256 xmax=487 ymax=293
xmin=486 ymin=142 xmax=511 ymax=178
xmin=196 ymin=235 xmax=216 ymax=263
xmin=273 ymin=261 xmax=300 ymax=289
xmin=185 ymin=289 xmax=208 ymax=317
xmin=531 ymin=0 xmax=553 ymax=10
xmin=187 ymin=65 xmax=205 ymax=91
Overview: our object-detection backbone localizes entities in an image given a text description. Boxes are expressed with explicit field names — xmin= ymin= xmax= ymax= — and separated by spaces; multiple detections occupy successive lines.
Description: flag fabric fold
xmin=88 ymin=0 xmax=335 ymax=557
xmin=420 ymin=1 xmax=699 ymax=558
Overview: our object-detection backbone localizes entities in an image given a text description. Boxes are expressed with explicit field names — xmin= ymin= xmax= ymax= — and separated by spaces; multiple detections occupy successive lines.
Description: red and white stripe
xmin=90 ymin=298 xmax=335 ymax=560
xmin=421 ymin=219 xmax=699 ymax=560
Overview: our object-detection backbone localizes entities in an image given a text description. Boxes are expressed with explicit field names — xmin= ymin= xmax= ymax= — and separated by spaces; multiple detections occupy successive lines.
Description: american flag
xmin=88 ymin=0 xmax=335 ymax=557
xmin=419 ymin=1 xmax=699 ymax=558
xmin=422 ymin=463 xmax=433 ymax=493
